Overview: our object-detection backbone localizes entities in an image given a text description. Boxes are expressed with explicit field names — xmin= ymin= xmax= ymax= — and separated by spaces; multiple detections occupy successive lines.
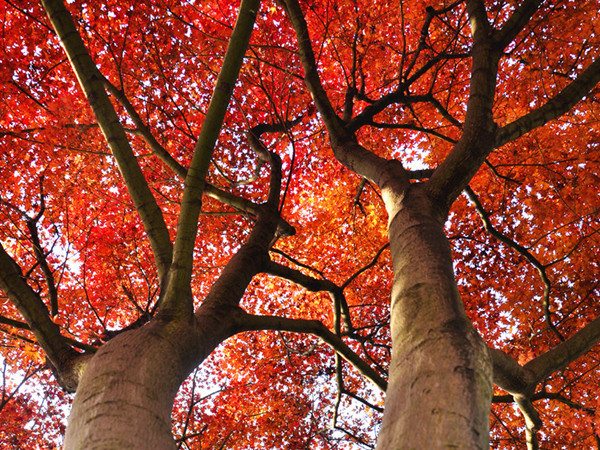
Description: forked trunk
xmin=64 ymin=187 xmax=493 ymax=449
xmin=376 ymin=186 xmax=493 ymax=449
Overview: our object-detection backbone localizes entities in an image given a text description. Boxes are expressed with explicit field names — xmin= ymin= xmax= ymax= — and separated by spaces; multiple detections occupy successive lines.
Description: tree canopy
xmin=1 ymin=0 xmax=600 ymax=448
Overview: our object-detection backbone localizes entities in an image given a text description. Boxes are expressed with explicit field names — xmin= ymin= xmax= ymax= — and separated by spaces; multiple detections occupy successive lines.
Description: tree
xmin=1 ymin=0 xmax=600 ymax=447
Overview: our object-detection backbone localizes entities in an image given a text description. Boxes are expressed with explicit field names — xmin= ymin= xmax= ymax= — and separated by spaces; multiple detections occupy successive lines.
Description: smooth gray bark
xmin=376 ymin=186 xmax=493 ymax=449
xmin=64 ymin=309 xmax=241 ymax=449
xmin=64 ymin=323 xmax=188 ymax=449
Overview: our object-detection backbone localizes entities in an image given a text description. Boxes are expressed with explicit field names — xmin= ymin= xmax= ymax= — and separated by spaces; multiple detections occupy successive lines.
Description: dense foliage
xmin=1 ymin=0 xmax=600 ymax=448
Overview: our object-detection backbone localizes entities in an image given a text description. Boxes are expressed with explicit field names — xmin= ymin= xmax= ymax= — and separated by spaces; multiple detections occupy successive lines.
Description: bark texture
xmin=376 ymin=186 xmax=493 ymax=449
xmin=64 ymin=322 xmax=191 ymax=449
xmin=63 ymin=310 xmax=240 ymax=450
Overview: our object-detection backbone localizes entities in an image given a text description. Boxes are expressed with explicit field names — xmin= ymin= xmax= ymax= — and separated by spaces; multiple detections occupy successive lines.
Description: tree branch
xmin=0 ymin=183 xmax=59 ymax=317
xmin=490 ymin=312 xmax=600 ymax=449
xmin=26 ymin=223 xmax=58 ymax=317
xmin=280 ymin=0 xmax=344 ymax=137
xmin=0 ymin=315 xmax=96 ymax=353
xmin=426 ymin=0 xmax=501 ymax=212
xmin=0 ymin=242 xmax=88 ymax=391
xmin=0 ymin=363 xmax=41 ymax=412
xmin=348 ymin=93 xmax=462 ymax=133
xmin=95 ymin=95 xmax=295 ymax=238
xmin=103 ymin=75 xmax=298 ymax=238
xmin=495 ymin=57 xmax=600 ymax=148
xmin=101 ymin=76 xmax=188 ymax=178
xmin=489 ymin=347 xmax=536 ymax=395
xmin=194 ymin=153 xmax=282 ymax=324
xmin=161 ymin=0 xmax=261 ymax=319
xmin=266 ymin=260 xmax=338 ymax=293
xmin=41 ymin=0 xmax=174 ymax=281
xmin=489 ymin=347 xmax=542 ymax=449
xmin=493 ymin=0 xmax=544 ymax=50
xmin=265 ymin=260 xmax=353 ymax=333
xmin=342 ymin=244 xmax=390 ymax=289
xmin=514 ymin=394 xmax=543 ymax=437
xmin=465 ymin=187 xmax=564 ymax=340
xmin=24 ymin=187 xmax=59 ymax=317
xmin=282 ymin=0 xmax=395 ymax=185
xmin=237 ymin=313 xmax=387 ymax=392
xmin=204 ymin=184 xmax=295 ymax=238
xmin=490 ymin=310 xmax=600 ymax=446
xmin=524 ymin=313 xmax=600 ymax=383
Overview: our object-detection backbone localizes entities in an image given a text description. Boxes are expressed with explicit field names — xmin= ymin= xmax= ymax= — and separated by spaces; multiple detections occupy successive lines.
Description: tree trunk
xmin=62 ymin=184 xmax=494 ymax=449
xmin=376 ymin=185 xmax=493 ymax=449
xmin=63 ymin=321 xmax=201 ymax=450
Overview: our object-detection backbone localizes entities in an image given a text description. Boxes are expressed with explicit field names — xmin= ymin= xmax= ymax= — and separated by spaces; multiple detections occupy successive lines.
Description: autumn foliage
xmin=1 ymin=0 xmax=600 ymax=448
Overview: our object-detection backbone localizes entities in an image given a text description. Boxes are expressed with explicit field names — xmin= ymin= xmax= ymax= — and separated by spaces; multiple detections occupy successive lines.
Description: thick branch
xmin=237 ymin=313 xmax=387 ymax=392
xmin=489 ymin=347 xmax=542 ymax=448
xmin=193 ymin=154 xmax=282 ymax=323
xmin=493 ymin=0 xmax=544 ymax=50
xmin=514 ymin=394 xmax=543 ymax=432
xmin=496 ymin=57 xmax=600 ymax=148
xmin=193 ymin=206 xmax=279 ymax=324
xmin=489 ymin=347 xmax=535 ymax=395
xmin=426 ymin=0 xmax=500 ymax=212
xmin=490 ymin=314 xmax=600 ymax=447
xmin=0 ymin=243 xmax=87 ymax=391
xmin=162 ymin=0 xmax=260 ymax=318
xmin=41 ymin=0 xmax=173 ymax=280
xmin=524 ymin=313 xmax=600 ymax=383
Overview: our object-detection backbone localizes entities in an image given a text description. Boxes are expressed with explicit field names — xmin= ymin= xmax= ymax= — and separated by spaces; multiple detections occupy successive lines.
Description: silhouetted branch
xmin=237 ymin=313 xmax=387 ymax=392
xmin=0 ymin=363 xmax=41 ymax=412
xmin=102 ymin=76 xmax=188 ymax=178
xmin=342 ymin=244 xmax=390 ymax=289
xmin=283 ymin=0 xmax=397 ymax=185
xmin=0 ymin=315 xmax=96 ymax=353
xmin=0 ymin=242 xmax=89 ymax=391
xmin=370 ymin=121 xmax=457 ymax=144
xmin=265 ymin=261 xmax=353 ymax=333
xmin=465 ymin=186 xmax=564 ymax=341
xmin=493 ymin=0 xmax=544 ymax=50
